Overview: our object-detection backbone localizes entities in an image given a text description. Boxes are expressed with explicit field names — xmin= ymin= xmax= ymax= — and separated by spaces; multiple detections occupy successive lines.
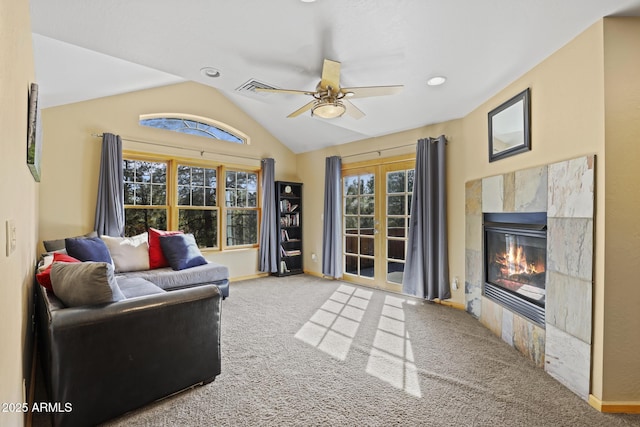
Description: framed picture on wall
xmin=488 ymin=88 xmax=531 ymax=162
xmin=27 ymin=82 xmax=42 ymax=182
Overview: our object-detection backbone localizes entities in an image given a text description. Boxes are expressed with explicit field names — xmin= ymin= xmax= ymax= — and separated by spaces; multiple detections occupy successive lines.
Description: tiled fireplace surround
xmin=465 ymin=155 xmax=594 ymax=400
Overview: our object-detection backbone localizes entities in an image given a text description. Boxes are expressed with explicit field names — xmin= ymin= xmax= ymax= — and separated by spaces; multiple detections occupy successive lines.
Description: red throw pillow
xmin=36 ymin=252 xmax=81 ymax=290
xmin=148 ymin=228 xmax=183 ymax=269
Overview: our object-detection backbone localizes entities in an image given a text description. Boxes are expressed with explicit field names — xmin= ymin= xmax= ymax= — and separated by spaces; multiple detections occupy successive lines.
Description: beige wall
xmin=40 ymin=82 xmax=299 ymax=279
xmin=0 ymin=0 xmax=38 ymax=425
xmin=602 ymin=17 xmax=640 ymax=401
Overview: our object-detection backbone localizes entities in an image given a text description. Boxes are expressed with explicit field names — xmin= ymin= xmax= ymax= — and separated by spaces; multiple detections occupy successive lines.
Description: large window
xmin=123 ymin=155 xmax=259 ymax=250
xmin=225 ymin=170 xmax=258 ymax=246
xmin=139 ymin=113 xmax=249 ymax=145
xmin=123 ymin=160 xmax=168 ymax=236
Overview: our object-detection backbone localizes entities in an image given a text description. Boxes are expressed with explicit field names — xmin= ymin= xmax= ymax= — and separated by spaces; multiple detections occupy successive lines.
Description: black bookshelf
xmin=274 ymin=181 xmax=303 ymax=276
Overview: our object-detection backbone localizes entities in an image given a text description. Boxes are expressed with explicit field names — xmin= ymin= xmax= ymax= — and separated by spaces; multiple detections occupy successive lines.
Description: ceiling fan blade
xmin=341 ymin=85 xmax=403 ymax=99
xmin=343 ymin=100 xmax=365 ymax=120
xmin=320 ymin=59 xmax=341 ymax=91
xmin=255 ymin=88 xmax=315 ymax=96
xmin=287 ymin=100 xmax=316 ymax=118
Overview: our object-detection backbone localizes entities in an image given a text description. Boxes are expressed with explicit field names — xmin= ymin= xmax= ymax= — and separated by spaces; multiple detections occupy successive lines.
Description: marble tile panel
xmin=501 ymin=309 xmax=514 ymax=346
xmin=545 ymin=323 xmax=590 ymax=400
xmin=465 ymin=179 xmax=482 ymax=215
xmin=480 ymin=297 xmax=503 ymax=338
xmin=545 ymin=271 xmax=593 ymax=344
xmin=513 ymin=314 xmax=545 ymax=368
xmin=482 ymin=175 xmax=504 ymax=213
xmin=465 ymin=281 xmax=482 ymax=318
xmin=465 ymin=214 xmax=482 ymax=252
xmin=548 ymin=156 xmax=595 ymax=219
xmin=547 ymin=218 xmax=594 ymax=281
xmin=514 ymin=166 xmax=548 ymax=212
xmin=503 ymin=172 xmax=516 ymax=212
xmin=465 ymin=248 xmax=482 ymax=288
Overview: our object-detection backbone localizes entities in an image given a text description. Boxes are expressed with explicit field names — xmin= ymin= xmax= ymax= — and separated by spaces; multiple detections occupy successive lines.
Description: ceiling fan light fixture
xmin=312 ymin=101 xmax=346 ymax=119
xmin=427 ymin=76 xmax=447 ymax=86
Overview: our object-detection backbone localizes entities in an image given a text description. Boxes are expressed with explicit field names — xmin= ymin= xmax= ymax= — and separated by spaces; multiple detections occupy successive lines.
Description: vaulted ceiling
xmin=30 ymin=0 xmax=640 ymax=153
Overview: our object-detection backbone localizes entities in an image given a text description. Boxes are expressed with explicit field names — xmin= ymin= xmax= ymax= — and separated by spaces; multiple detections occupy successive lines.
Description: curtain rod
xmin=92 ymin=133 xmax=262 ymax=161
xmin=341 ymin=137 xmax=447 ymax=159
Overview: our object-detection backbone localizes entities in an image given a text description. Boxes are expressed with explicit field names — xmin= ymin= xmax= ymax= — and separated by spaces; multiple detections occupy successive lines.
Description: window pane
xmin=225 ymin=190 xmax=235 ymax=207
xmin=226 ymin=171 xmax=236 ymax=189
xmin=345 ymin=216 xmax=358 ymax=234
xmin=237 ymin=189 xmax=247 ymax=207
xmin=388 ymin=195 xmax=405 ymax=215
xmin=179 ymin=165 xmax=217 ymax=207
xmin=192 ymin=187 xmax=204 ymax=206
xmin=237 ymin=172 xmax=247 ymax=189
xmin=360 ymin=174 xmax=375 ymax=195
xmin=122 ymin=160 xmax=167 ymax=206
xmin=344 ymin=197 xmax=358 ymax=215
xmin=226 ymin=210 xmax=257 ymax=246
xmin=178 ymin=209 xmax=218 ymax=248
xmin=178 ymin=165 xmax=191 ymax=186
xmin=124 ymin=208 xmax=167 ymax=237
xmin=388 ymin=217 xmax=405 ymax=237
xmin=139 ymin=117 xmax=245 ymax=144
xmin=360 ymin=237 xmax=375 ymax=256
xmin=178 ymin=185 xmax=190 ymax=205
xmin=344 ymin=176 xmax=358 ymax=196
xmin=387 ymin=261 xmax=405 ymax=284
xmin=360 ymin=196 xmax=374 ymax=215
xmin=192 ymin=167 xmax=204 ymax=186
xmin=151 ymin=184 xmax=166 ymax=206
xmin=345 ymin=255 xmax=358 ymax=275
xmin=248 ymin=191 xmax=257 ymax=207
xmin=360 ymin=257 xmax=374 ymax=277
xmin=206 ymin=188 xmax=216 ymax=207
xmin=388 ymin=239 xmax=405 ymax=260
xmin=138 ymin=184 xmax=151 ymax=205
xmin=345 ymin=235 xmax=358 ymax=254
xmin=247 ymin=173 xmax=257 ymax=192
xmin=387 ymin=171 xmax=405 ymax=193
xmin=206 ymin=169 xmax=217 ymax=187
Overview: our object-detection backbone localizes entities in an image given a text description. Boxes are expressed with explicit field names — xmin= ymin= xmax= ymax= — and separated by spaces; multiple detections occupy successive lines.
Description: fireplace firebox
xmin=483 ymin=212 xmax=547 ymax=327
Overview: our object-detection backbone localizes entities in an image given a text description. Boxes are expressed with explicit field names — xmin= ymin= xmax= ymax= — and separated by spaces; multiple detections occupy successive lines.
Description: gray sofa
xmin=36 ymin=260 xmax=229 ymax=427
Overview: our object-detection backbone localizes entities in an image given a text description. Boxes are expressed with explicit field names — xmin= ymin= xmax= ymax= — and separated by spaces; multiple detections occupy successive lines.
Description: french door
xmin=342 ymin=158 xmax=414 ymax=293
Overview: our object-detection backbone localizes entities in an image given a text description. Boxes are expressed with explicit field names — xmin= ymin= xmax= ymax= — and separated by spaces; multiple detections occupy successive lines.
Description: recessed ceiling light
xmin=427 ymin=76 xmax=447 ymax=86
xmin=300 ymin=0 xmax=317 ymax=3
xmin=200 ymin=67 xmax=221 ymax=78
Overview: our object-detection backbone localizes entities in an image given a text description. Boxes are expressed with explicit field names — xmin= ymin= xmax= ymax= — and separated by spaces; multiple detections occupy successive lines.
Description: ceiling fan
xmin=256 ymin=59 xmax=403 ymax=119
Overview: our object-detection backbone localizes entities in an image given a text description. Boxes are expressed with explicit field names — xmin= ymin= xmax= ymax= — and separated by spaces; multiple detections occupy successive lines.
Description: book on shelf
xmin=280 ymin=245 xmax=301 ymax=257
xmin=279 ymin=213 xmax=300 ymax=227
xmin=279 ymin=200 xmax=299 ymax=213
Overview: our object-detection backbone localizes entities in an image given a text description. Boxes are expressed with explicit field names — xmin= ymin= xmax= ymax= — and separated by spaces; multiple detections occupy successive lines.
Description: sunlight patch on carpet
xmin=294 ymin=285 xmax=371 ymax=361
xmin=366 ymin=295 xmax=422 ymax=397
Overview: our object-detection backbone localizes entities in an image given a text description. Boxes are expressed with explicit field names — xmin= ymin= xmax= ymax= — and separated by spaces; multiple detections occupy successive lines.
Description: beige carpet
xmin=38 ymin=275 xmax=640 ymax=426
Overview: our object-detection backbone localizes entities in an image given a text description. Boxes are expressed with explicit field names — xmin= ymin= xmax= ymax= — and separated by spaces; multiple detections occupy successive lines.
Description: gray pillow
xmin=51 ymin=262 xmax=125 ymax=307
xmin=44 ymin=231 xmax=98 ymax=252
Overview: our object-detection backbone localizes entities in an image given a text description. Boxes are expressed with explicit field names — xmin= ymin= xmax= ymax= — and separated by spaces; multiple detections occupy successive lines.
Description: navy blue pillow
xmin=65 ymin=236 xmax=112 ymax=263
xmin=159 ymin=233 xmax=207 ymax=271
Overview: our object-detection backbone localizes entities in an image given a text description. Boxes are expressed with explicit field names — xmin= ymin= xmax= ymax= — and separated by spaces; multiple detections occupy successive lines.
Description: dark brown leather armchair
xmin=36 ymin=283 xmax=222 ymax=427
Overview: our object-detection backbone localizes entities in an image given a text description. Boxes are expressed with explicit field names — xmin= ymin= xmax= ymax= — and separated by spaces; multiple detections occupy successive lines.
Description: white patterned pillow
xmin=101 ymin=232 xmax=150 ymax=273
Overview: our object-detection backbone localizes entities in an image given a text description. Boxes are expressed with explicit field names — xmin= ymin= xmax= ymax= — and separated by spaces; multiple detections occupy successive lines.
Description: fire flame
xmin=496 ymin=244 xmax=541 ymax=277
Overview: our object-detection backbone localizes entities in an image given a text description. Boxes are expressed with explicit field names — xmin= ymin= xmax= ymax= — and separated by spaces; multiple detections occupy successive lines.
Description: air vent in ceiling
xmin=235 ymin=79 xmax=279 ymax=97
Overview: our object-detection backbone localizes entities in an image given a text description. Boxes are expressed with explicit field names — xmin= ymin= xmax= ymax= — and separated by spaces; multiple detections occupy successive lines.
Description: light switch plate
xmin=6 ymin=219 xmax=16 ymax=256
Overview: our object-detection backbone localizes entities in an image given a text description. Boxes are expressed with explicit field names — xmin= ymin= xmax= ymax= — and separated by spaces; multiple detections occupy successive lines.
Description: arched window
xmin=139 ymin=113 xmax=249 ymax=144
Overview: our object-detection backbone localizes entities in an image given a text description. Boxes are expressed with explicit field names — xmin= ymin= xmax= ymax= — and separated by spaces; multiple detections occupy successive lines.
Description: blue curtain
xmin=94 ymin=133 xmax=124 ymax=237
xmin=322 ymin=156 xmax=342 ymax=278
xmin=259 ymin=158 xmax=278 ymax=272
xmin=402 ymin=135 xmax=450 ymax=300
